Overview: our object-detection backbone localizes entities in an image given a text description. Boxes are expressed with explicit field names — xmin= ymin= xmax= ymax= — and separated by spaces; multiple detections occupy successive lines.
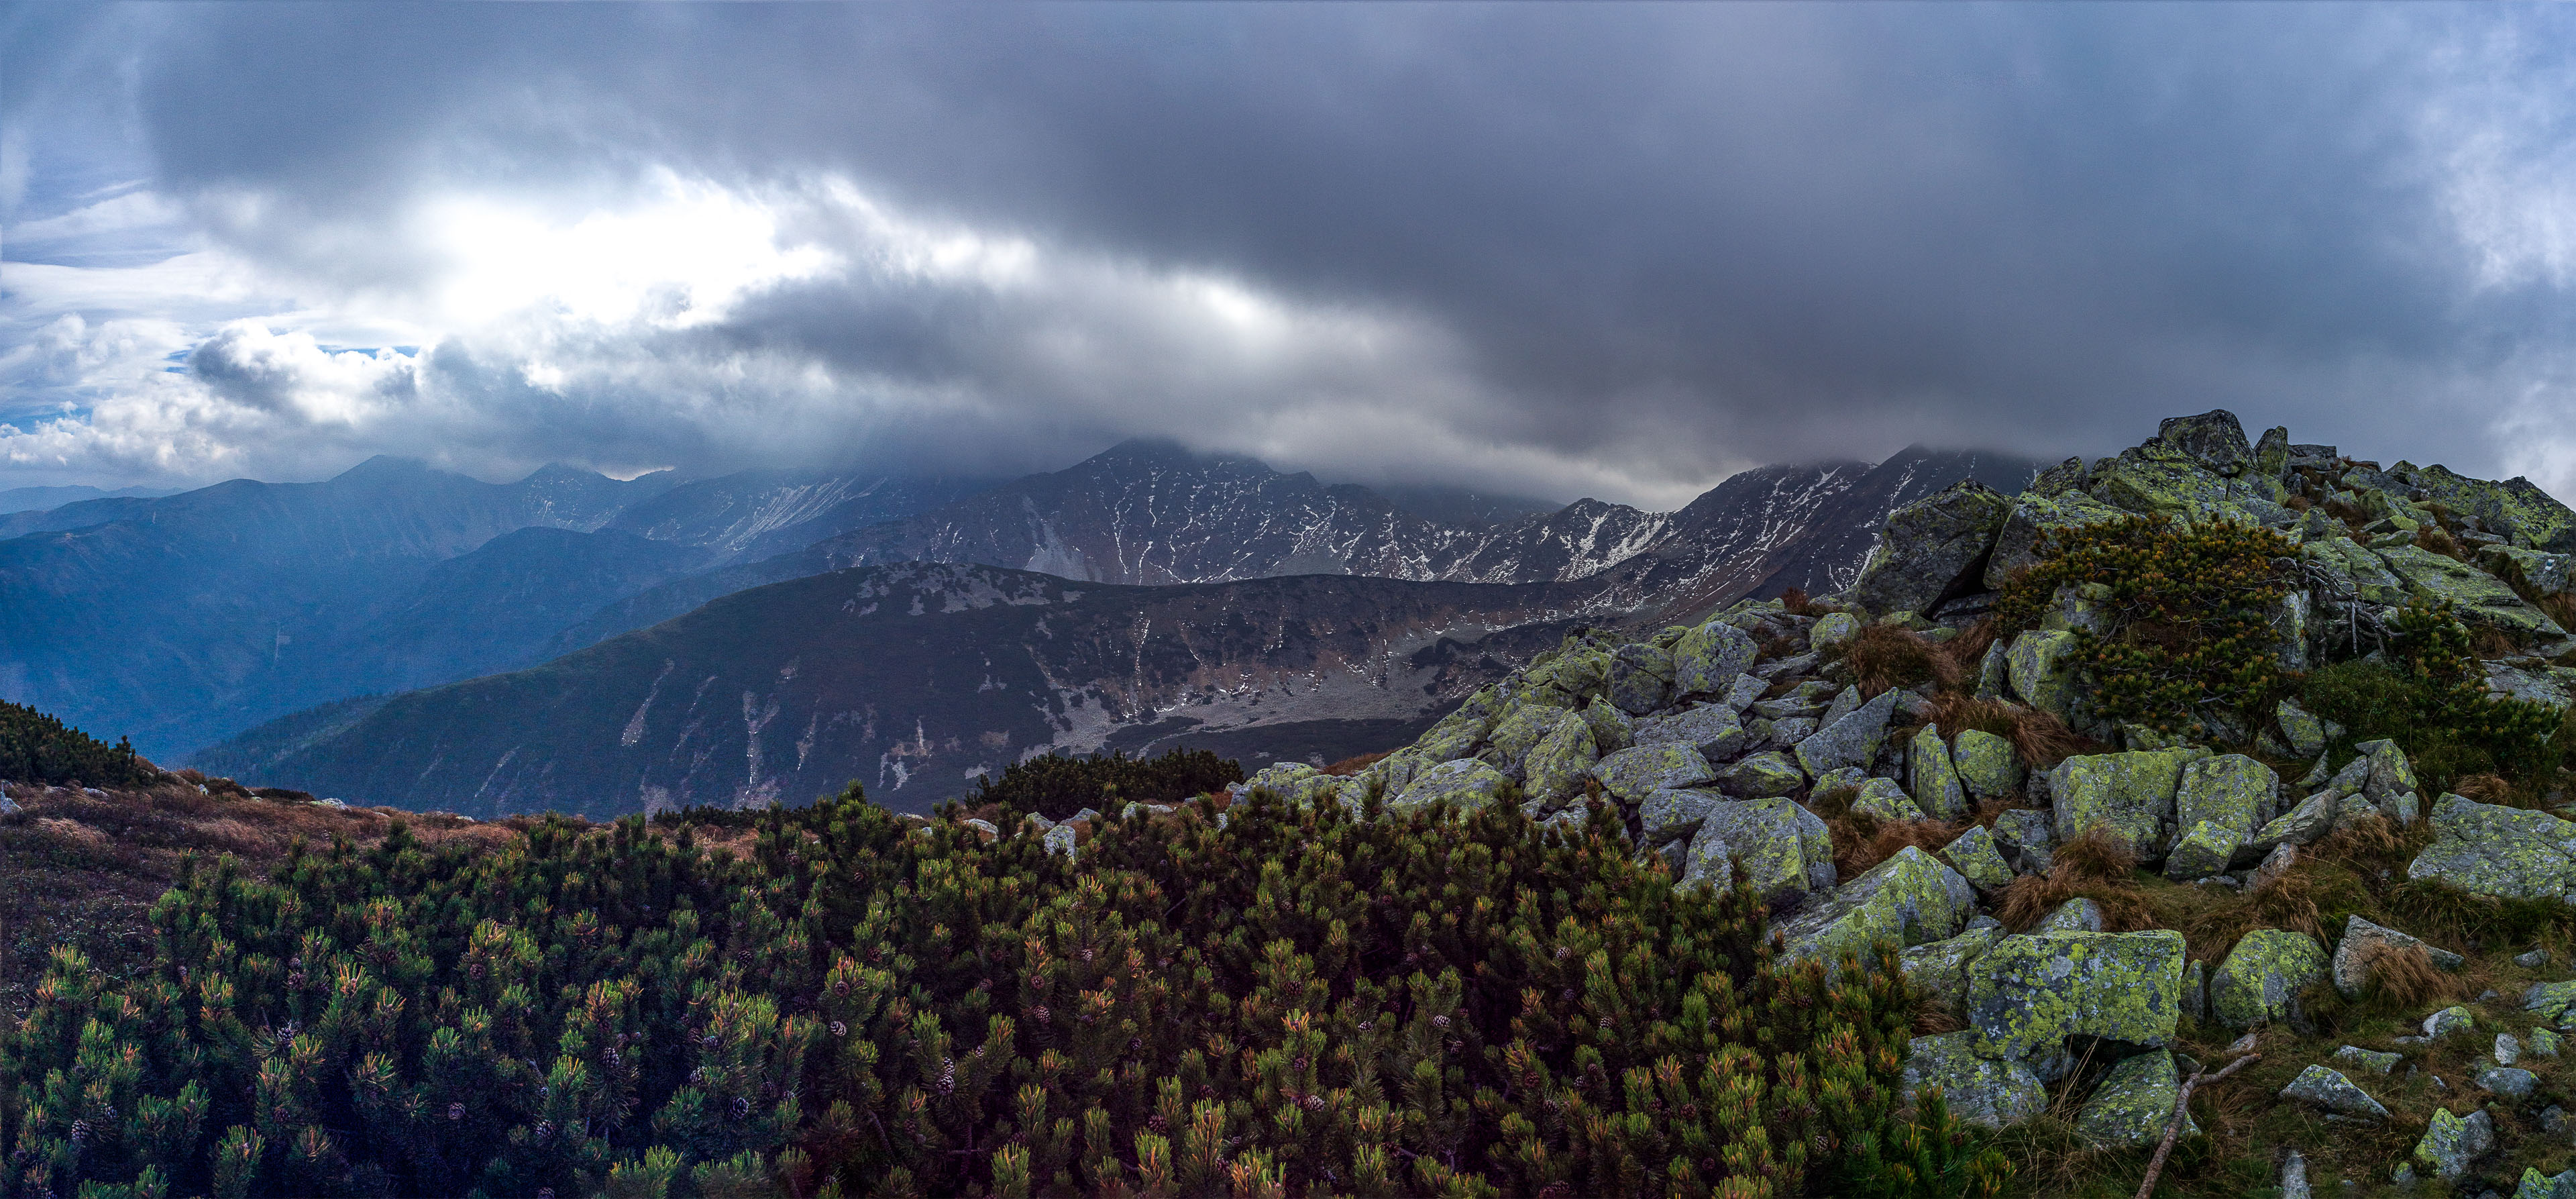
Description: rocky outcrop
xmin=2407 ymin=794 xmax=2576 ymax=903
xmin=1852 ymin=480 xmax=2015 ymax=616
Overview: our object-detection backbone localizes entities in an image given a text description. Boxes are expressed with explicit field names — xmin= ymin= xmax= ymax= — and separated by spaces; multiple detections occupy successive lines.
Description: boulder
xmin=2174 ymin=753 xmax=2277 ymax=845
xmin=2482 ymin=544 xmax=2576 ymax=596
xmin=1485 ymin=702 xmax=1572 ymax=778
xmin=2163 ymin=820 xmax=2241 ymax=881
xmin=1992 ymin=808 xmax=2057 ymax=874
xmin=1851 ymin=479 xmax=2015 ymax=617
xmin=1580 ymin=696 xmax=1635 ymax=755
xmin=2031 ymin=898 xmax=2104 ymax=935
xmin=1909 ymin=727 xmax=1969 ymax=819
xmin=1898 ymin=926 xmax=2004 ymax=1010
xmin=2074 ymin=1050 xmax=2195 ymax=1149
xmin=1632 ymin=704 xmax=1749 ymax=762
xmin=2500 ymin=1033 xmax=2524 ymax=1065
xmin=2334 ymin=1046 xmax=2402 ymax=1075
xmin=1809 ymin=612 xmax=1862 ymax=652
xmin=1673 ymin=620 xmax=1761 ymax=698
xmin=1966 ymin=930 xmax=2186 ymax=1061
xmin=2379 ymin=543 xmax=2567 ymax=639
xmin=2481 ymin=1063 xmax=2540 ymax=1098
xmin=2524 ymin=980 xmax=2576 ymax=1021
xmin=1721 ymin=673 xmax=1768 ymax=713
xmin=2248 ymin=793 xmax=2338 ymax=855
xmin=2156 ymin=409 xmax=2255 ymax=475
xmin=1591 ymin=743 xmax=1715 ymax=805
xmin=1775 ymin=847 xmax=1976 ymax=963
xmin=2181 ymin=959 xmax=2208 ymax=1023
xmin=2406 ymin=794 xmax=2576 ymax=903
xmin=1715 ymin=751 xmax=1806 ymax=798
xmin=2276 ymin=699 xmax=2339 ymax=760
xmin=1851 ymin=777 xmax=1926 ymax=823
xmin=1952 ymin=729 xmax=2024 ymax=801
xmin=2332 ymin=916 xmax=2464 ymax=1000
xmin=2049 ymin=747 xmax=2212 ymax=862
xmin=1523 ymin=643 xmax=1615 ymax=707
xmin=1900 ymin=1031 xmax=2047 ymax=1130
xmin=2210 ymin=929 xmax=2329 ymax=1030
xmin=1605 ymin=643 xmax=1677 ymax=715
xmin=1941 ymin=825 xmax=2015 ymax=893
xmin=1389 ymin=759 xmax=1513 ymax=813
xmin=1639 ymin=787 xmax=1721 ymax=846
xmin=2400 ymin=462 xmax=2576 ymax=550
xmin=1794 ymin=690 xmax=1901 ymax=778
xmin=1817 ymin=684 xmax=1863 ymax=730
xmin=2090 ymin=446 xmax=2236 ymax=522
xmin=1684 ymin=798 xmax=1836 ymax=905
xmin=2424 ymin=1006 xmax=2477 ymax=1039
xmin=2355 ymin=739 xmax=2420 ymax=823
xmin=1984 ymin=490 xmax=2131 ymax=589
xmin=2516 ymin=1167 xmax=2576 ymax=1199
xmin=2281 ymin=1065 xmax=2390 ymax=1120
xmin=2005 ymin=630 xmax=2083 ymax=721
xmin=2413 ymin=1108 xmax=2496 ymax=1180
xmin=1413 ymin=704 xmax=1495 ymax=762
xmin=1522 ymin=713 xmax=1599 ymax=804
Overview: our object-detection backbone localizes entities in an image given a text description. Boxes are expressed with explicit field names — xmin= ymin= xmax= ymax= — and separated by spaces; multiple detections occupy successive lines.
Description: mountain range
xmin=0 ymin=438 xmax=2038 ymax=806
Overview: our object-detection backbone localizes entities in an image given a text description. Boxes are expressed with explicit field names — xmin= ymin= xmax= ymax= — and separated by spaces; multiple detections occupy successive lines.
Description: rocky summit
xmin=961 ymin=409 xmax=2576 ymax=1193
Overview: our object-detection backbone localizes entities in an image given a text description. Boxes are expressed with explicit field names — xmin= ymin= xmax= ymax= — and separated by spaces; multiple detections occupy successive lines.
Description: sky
xmin=7 ymin=3 xmax=2576 ymax=511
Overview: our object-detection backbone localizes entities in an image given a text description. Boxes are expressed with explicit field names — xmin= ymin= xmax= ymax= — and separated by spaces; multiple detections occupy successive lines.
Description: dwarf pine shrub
xmin=0 ymin=700 xmax=153 ymax=789
xmin=1994 ymin=515 xmax=2296 ymax=736
xmin=0 ymin=784 xmax=1986 ymax=1198
xmin=2303 ymin=600 xmax=2565 ymax=792
xmin=968 ymin=747 xmax=1244 ymax=821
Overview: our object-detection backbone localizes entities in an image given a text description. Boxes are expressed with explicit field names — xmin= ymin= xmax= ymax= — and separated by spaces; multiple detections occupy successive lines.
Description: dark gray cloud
xmin=7 ymin=3 xmax=2576 ymax=503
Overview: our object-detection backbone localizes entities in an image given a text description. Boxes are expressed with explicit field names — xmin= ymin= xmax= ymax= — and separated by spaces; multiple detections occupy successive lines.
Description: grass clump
xmin=1835 ymin=624 xmax=1963 ymax=698
xmin=1993 ymin=828 xmax=2157 ymax=933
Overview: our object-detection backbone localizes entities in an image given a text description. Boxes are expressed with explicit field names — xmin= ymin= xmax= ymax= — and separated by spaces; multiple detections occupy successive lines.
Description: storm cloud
xmin=6 ymin=3 xmax=2576 ymax=505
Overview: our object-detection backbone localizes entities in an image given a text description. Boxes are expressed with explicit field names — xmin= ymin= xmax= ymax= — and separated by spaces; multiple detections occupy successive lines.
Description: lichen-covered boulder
xmin=1815 ymin=684 xmax=1862 ymax=729
xmin=1413 ymin=703 xmax=1497 ymax=762
xmin=1941 ymin=825 xmax=2015 ymax=892
xmin=1910 ymin=726 xmax=1968 ymax=819
xmin=2356 ymin=739 xmax=2420 ymax=823
xmin=1900 ymin=926 xmax=2003 ymax=1010
xmin=2210 ymin=929 xmax=2329 ymax=1030
xmin=1640 ymin=787 xmax=1720 ymax=847
xmin=1852 ymin=777 xmax=1926 ymax=822
xmin=2332 ymin=916 xmax=2464 ymax=999
xmin=2163 ymin=819 xmax=2241 ymax=881
xmin=1992 ymin=808 xmax=2057 ymax=874
xmin=2281 ymin=1065 xmax=2390 ymax=1120
xmin=1966 ymin=930 xmax=2186 ymax=1061
xmin=2379 ymin=543 xmax=2567 ymax=639
xmin=2514 ymin=1167 xmax=2576 ymax=1199
xmin=1389 ymin=758 xmax=1512 ymax=813
xmin=2032 ymin=898 xmax=2104 ymax=935
xmin=1591 ymin=743 xmax=1714 ymax=804
xmin=1809 ymin=612 xmax=1862 ymax=652
xmin=1522 ymin=713 xmax=1599 ymax=804
xmin=1794 ymin=689 xmax=1901 ymax=778
xmin=2175 ymin=753 xmax=2277 ymax=844
xmin=1716 ymin=750 xmax=1806 ymax=798
xmin=1523 ymin=642 xmax=1615 ymax=707
xmin=2276 ymin=698 xmax=2339 ymax=760
xmin=1485 ymin=702 xmax=1570 ymax=778
xmin=2414 ymin=1107 xmax=2497 ymax=1180
xmin=1852 ymin=479 xmax=2015 ymax=617
xmin=2336 ymin=1046 xmax=2402 ymax=1075
xmin=1632 ymin=704 xmax=1749 ymax=762
xmin=1902 ymin=1031 xmax=2046 ymax=1130
xmin=2482 ymin=544 xmax=2576 ymax=596
xmin=1951 ymin=728 xmax=2025 ymax=801
xmin=2090 ymin=444 xmax=2236 ymax=522
xmin=1985 ymin=490 xmax=2131 ymax=588
xmin=2049 ymin=747 xmax=2211 ymax=862
xmin=2155 ymin=409 xmax=2255 ymax=474
xmin=1684 ymin=798 xmax=1837 ymax=905
xmin=1580 ymin=696 xmax=1634 ymax=755
xmin=2006 ymin=629 xmax=2082 ymax=721
xmin=1607 ymin=643 xmax=1677 ymax=715
xmin=2406 ymin=793 xmax=2576 ymax=902
xmin=2523 ymin=980 xmax=2576 ymax=1021
xmin=2074 ymin=1050 xmax=2194 ymax=1149
xmin=2424 ymin=1006 xmax=2476 ymax=1039
xmin=1775 ymin=847 xmax=1975 ymax=963
xmin=1673 ymin=619 xmax=1761 ymax=697
xmin=2249 ymin=792 xmax=2338 ymax=855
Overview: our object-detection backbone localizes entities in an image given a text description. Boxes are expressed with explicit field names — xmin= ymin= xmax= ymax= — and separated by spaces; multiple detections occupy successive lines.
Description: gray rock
xmin=1607 ymin=643 xmax=1678 ymax=715
xmin=1817 ymin=685 xmax=1864 ymax=731
xmin=2498 ymin=1033 xmax=2523 ymax=1065
xmin=2247 ymin=792 xmax=2338 ymax=855
xmin=1775 ymin=847 xmax=1976 ymax=963
xmin=1767 ymin=717 xmax=1820 ymax=749
xmin=1673 ymin=620 xmax=1761 ymax=697
xmin=2544 ymin=1105 xmax=2572 ymax=1139
xmin=1951 ymin=728 xmax=2023 ymax=801
xmin=1389 ymin=759 xmax=1514 ymax=812
xmin=2357 ymin=739 xmax=2422 ymax=822
xmin=1042 ymin=824 xmax=1078 ymax=859
xmin=1686 ymin=798 xmax=1836 ymax=904
xmin=2156 ymin=409 xmax=2254 ymax=474
xmin=2479 ymin=1063 xmax=2539 ymax=1098
xmin=2032 ymin=898 xmax=2104 ymax=934
xmin=2334 ymin=1045 xmax=2402 ymax=1075
xmin=2406 ymin=794 xmax=2576 ymax=902
xmin=1590 ymin=743 xmax=1715 ymax=804
xmin=1715 ymin=751 xmax=1806 ymax=798
xmin=2533 ymin=1029 xmax=2565 ymax=1058
xmin=2332 ymin=916 xmax=2465 ymax=1000
xmin=2181 ymin=959 xmax=2208 ymax=1022
xmin=2425 ymin=1006 xmax=2477 ymax=1039
xmin=1521 ymin=713 xmax=1600 ymax=804
xmin=2210 ymin=929 xmax=2329 ymax=1030
xmin=1909 ymin=726 xmax=1968 ymax=820
xmin=1898 ymin=926 xmax=2004 ymax=1010
xmin=2277 ymin=698 xmax=2339 ymax=760
xmin=2174 ymin=753 xmax=2278 ymax=845
xmin=1966 ymin=931 xmax=2186 ymax=1061
xmin=1794 ymin=690 xmax=1901 ymax=778
xmin=2049 ymin=747 xmax=2211 ymax=863
xmin=1632 ymin=704 xmax=1750 ymax=763
xmin=2520 ymin=948 xmax=2553 ymax=969
xmin=2281 ymin=1065 xmax=2390 ymax=1120
xmin=1991 ymin=808 xmax=2057 ymax=874
xmin=2412 ymin=1108 xmax=2495 ymax=1180
xmin=2074 ymin=1049 xmax=2194 ymax=1149
xmin=1639 ymin=787 xmax=1721 ymax=845
xmin=1580 ymin=696 xmax=1635 ymax=755
xmin=1722 ymin=673 xmax=1768 ymax=713
xmin=2162 ymin=819 xmax=2241 ymax=881
xmin=1853 ymin=479 xmax=2015 ymax=617
xmin=2280 ymin=1149 xmax=2311 ymax=1199
xmin=1900 ymin=1031 xmax=2046 ymax=1130
xmin=1851 ymin=777 xmax=1926 ymax=822
xmin=1974 ymin=639 xmax=2010 ymax=699
xmin=1940 ymin=825 xmax=2015 ymax=892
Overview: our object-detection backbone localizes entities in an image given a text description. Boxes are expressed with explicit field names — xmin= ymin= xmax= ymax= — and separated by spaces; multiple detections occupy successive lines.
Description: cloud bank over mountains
xmin=7 ymin=3 xmax=2576 ymax=505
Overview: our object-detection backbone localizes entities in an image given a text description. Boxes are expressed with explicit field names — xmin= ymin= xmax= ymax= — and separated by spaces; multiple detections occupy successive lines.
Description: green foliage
xmin=967 ymin=747 xmax=1244 ymax=821
xmin=1835 ymin=1088 xmax=2008 ymax=1199
xmin=1994 ymin=515 xmax=2296 ymax=736
xmin=2302 ymin=601 xmax=2566 ymax=791
xmin=0 ymin=784 xmax=1956 ymax=1197
xmin=0 ymin=700 xmax=152 ymax=789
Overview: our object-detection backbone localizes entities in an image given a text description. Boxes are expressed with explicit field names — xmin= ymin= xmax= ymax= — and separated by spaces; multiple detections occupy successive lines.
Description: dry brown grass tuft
xmin=2540 ymin=592 xmax=2576 ymax=635
xmin=1841 ymin=624 xmax=1961 ymax=699
xmin=1936 ymin=618 xmax=2000 ymax=684
xmin=1831 ymin=814 xmax=1962 ymax=881
xmin=2454 ymin=772 xmax=2515 ymax=804
xmin=2414 ymin=525 xmax=2465 ymax=561
xmin=1993 ymin=827 xmax=2157 ymax=932
xmin=1779 ymin=586 xmax=1823 ymax=617
xmin=2284 ymin=493 xmax=2314 ymax=513
xmin=2357 ymin=941 xmax=2463 ymax=1008
xmin=1323 ymin=751 xmax=1391 ymax=776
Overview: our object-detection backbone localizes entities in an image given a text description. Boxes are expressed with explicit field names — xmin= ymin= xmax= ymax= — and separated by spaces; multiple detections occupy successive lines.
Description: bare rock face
xmin=1851 ymin=479 xmax=2015 ymax=617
